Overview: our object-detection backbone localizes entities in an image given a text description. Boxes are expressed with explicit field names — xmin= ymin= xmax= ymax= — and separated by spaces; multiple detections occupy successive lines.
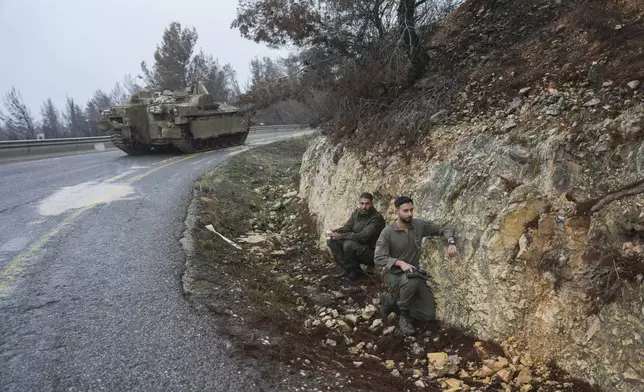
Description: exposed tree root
xmin=573 ymin=177 xmax=644 ymax=215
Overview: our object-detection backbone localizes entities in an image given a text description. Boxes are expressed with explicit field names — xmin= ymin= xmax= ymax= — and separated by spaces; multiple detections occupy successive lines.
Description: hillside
xmin=333 ymin=0 xmax=643 ymax=151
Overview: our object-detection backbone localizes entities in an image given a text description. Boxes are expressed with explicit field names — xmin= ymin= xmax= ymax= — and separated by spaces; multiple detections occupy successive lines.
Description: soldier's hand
xmin=330 ymin=232 xmax=340 ymax=240
xmin=395 ymin=260 xmax=413 ymax=272
xmin=447 ymin=244 xmax=458 ymax=257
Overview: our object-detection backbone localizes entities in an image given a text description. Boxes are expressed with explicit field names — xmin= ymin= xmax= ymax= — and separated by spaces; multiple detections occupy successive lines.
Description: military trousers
xmin=326 ymin=239 xmax=374 ymax=271
xmin=383 ymin=270 xmax=436 ymax=321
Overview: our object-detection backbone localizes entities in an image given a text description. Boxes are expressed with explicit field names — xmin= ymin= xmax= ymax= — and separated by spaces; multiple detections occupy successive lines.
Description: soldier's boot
xmin=333 ymin=268 xmax=351 ymax=278
xmin=379 ymin=292 xmax=397 ymax=320
xmin=342 ymin=268 xmax=362 ymax=281
xmin=399 ymin=310 xmax=416 ymax=336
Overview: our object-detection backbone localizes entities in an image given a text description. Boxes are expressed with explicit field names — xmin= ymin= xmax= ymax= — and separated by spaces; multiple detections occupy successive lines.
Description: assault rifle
xmin=406 ymin=266 xmax=437 ymax=285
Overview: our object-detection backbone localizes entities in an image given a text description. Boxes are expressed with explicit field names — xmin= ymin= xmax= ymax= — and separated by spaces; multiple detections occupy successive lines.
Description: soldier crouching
xmin=374 ymin=195 xmax=459 ymax=335
xmin=326 ymin=192 xmax=386 ymax=281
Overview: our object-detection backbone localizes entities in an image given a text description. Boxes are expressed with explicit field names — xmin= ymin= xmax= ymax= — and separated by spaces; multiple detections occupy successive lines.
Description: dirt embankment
xmin=181 ymin=137 xmax=601 ymax=392
xmin=331 ymin=0 xmax=644 ymax=153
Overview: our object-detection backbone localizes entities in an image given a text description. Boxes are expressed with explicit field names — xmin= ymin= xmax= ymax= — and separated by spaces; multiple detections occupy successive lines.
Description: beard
xmin=399 ymin=215 xmax=412 ymax=223
xmin=358 ymin=208 xmax=370 ymax=215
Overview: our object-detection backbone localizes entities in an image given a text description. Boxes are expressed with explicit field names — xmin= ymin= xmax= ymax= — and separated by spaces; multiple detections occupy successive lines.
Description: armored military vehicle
xmin=98 ymin=82 xmax=250 ymax=155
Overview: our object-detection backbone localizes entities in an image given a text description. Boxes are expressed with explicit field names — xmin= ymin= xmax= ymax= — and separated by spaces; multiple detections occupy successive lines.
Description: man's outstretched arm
xmin=420 ymin=219 xmax=455 ymax=243
xmin=420 ymin=219 xmax=459 ymax=257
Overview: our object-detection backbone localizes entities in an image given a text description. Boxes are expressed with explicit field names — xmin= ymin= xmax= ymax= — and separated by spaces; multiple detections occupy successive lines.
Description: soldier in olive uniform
xmin=374 ymin=195 xmax=458 ymax=335
xmin=327 ymin=192 xmax=386 ymax=281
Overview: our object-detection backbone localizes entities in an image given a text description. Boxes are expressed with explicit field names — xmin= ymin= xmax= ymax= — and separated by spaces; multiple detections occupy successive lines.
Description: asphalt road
xmin=0 ymin=129 xmax=314 ymax=391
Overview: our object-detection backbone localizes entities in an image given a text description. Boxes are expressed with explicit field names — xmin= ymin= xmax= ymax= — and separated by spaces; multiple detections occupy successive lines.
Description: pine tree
xmin=40 ymin=98 xmax=63 ymax=138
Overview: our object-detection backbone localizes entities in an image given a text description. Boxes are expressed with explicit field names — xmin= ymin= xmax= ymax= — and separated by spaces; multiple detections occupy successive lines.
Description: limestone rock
xmin=427 ymin=352 xmax=460 ymax=378
xmin=361 ymin=305 xmax=377 ymax=320
xmin=427 ymin=352 xmax=449 ymax=364
xmin=442 ymin=378 xmax=462 ymax=389
xmin=497 ymin=367 xmax=513 ymax=383
xmin=515 ymin=368 xmax=533 ymax=385
xmin=345 ymin=314 xmax=359 ymax=324
xmin=520 ymin=354 xmax=534 ymax=367
xmin=584 ymin=98 xmax=601 ymax=107
xmin=502 ymin=120 xmax=518 ymax=131
xmin=623 ymin=369 xmax=643 ymax=382
xmin=474 ymin=365 xmax=496 ymax=378
xmin=493 ymin=357 xmax=510 ymax=371
xmin=349 ymin=342 xmax=365 ymax=355
xmin=336 ymin=320 xmax=352 ymax=333
xmin=411 ymin=342 xmax=424 ymax=357
xmin=369 ymin=319 xmax=383 ymax=331
xmin=383 ymin=326 xmax=396 ymax=335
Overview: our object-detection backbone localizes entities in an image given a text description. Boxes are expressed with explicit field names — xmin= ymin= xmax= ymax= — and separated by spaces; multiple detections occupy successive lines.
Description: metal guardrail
xmin=0 ymin=136 xmax=112 ymax=148
xmin=0 ymin=124 xmax=308 ymax=149
xmin=0 ymin=124 xmax=310 ymax=163
xmin=249 ymin=124 xmax=308 ymax=133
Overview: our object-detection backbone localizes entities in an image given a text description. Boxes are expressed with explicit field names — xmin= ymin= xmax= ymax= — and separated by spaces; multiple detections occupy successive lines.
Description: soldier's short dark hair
xmin=359 ymin=192 xmax=373 ymax=201
xmin=394 ymin=195 xmax=413 ymax=209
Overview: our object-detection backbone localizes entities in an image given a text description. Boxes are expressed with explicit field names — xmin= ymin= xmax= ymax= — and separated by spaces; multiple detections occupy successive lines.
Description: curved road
xmin=0 ymin=129 xmax=313 ymax=391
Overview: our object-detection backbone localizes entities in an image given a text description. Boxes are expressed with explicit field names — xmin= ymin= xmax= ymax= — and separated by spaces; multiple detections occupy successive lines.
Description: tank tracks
xmin=172 ymin=131 xmax=249 ymax=154
xmin=110 ymin=132 xmax=150 ymax=155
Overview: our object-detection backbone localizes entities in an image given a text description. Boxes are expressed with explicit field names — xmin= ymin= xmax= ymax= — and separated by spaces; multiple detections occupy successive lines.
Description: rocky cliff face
xmin=299 ymin=88 xmax=644 ymax=391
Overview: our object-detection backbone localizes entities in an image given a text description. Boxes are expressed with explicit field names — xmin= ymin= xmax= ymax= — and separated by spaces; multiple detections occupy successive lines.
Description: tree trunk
xmin=398 ymin=0 xmax=427 ymax=83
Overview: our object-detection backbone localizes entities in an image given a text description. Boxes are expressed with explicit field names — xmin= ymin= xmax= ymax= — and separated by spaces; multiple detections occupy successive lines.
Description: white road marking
xmin=27 ymin=220 xmax=46 ymax=226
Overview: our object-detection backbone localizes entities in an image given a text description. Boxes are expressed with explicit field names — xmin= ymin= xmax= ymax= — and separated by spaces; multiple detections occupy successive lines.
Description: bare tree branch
xmin=0 ymin=86 xmax=37 ymax=140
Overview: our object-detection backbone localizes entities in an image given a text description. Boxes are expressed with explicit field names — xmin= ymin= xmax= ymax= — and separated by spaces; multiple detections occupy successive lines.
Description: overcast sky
xmin=0 ymin=0 xmax=291 ymax=120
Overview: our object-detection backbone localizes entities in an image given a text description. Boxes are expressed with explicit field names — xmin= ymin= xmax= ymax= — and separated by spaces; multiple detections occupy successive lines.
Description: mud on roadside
xmin=181 ymin=137 xmax=602 ymax=392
